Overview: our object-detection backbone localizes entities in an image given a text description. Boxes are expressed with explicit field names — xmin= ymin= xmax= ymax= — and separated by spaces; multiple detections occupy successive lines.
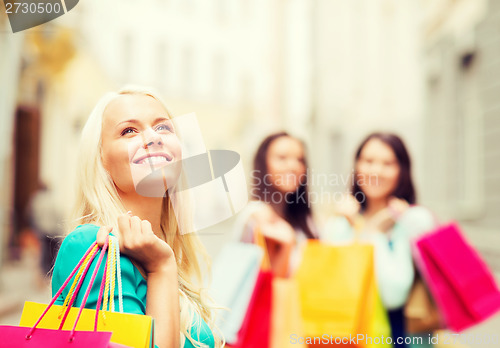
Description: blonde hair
xmin=71 ymin=85 xmax=223 ymax=347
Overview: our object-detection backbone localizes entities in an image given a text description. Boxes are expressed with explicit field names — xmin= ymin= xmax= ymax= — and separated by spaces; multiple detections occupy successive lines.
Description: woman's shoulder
xmin=398 ymin=206 xmax=436 ymax=226
xmin=62 ymin=223 xmax=100 ymax=244
xmin=56 ymin=224 xmax=100 ymax=258
xmin=396 ymin=206 xmax=437 ymax=238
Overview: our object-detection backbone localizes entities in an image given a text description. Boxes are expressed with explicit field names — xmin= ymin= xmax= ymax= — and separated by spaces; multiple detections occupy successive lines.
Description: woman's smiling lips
xmin=133 ymin=152 xmax=173 ymax=165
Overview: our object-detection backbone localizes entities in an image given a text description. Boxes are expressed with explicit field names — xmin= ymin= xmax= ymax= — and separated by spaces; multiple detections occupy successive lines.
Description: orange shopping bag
xmin=295 ymin=241 xmax=391 ymax=348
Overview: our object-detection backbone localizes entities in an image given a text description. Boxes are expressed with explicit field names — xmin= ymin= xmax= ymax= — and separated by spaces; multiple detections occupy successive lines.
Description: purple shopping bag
xmin=413 ymin=222 xmax=500 ymax=332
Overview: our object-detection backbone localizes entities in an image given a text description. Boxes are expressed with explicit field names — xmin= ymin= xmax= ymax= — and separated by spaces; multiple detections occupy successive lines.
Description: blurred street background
xmin=1 ymin=0 xmax=500 ymax=346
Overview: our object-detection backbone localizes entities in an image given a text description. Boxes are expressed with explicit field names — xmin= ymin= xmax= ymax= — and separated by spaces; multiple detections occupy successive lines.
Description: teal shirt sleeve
xmin=52 ymin=224 xmax=147 ymax=314
xmin=52 ymin=224 xmax=216 ymax=348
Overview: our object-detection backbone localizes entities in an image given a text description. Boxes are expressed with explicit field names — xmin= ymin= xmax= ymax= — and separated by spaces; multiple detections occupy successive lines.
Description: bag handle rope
xmin=26 ymin=236 xmax=113 ymax=342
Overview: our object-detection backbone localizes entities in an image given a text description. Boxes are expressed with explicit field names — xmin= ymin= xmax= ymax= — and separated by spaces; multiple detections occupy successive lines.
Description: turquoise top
xmin=52 ymin=224 xmax=215 ymax=348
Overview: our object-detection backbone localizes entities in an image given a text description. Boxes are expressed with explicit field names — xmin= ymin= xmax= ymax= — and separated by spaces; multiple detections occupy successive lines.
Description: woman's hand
xmin=367 ymin=197 xmax=409 ymax=233
xmin=253 ymin=205 xmax=295 ymax=245
xmin=96 ymin=213 xmax=175 ymax=274
xmin=251 ymin=205 xmax=295 ymax=277
xmin=97 ymin=214 xmax=180 ymax=348
xmin=335 ymin=194 xmax=361 ymax=227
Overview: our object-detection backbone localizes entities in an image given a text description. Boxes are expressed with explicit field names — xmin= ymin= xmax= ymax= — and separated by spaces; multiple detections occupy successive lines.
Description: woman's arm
xmin=368 ymin=206 xmax=436 ymax=310
xmin=368 ymin=231 xmax=415 ymax=310
xmin=243 ymin=204 xmax=295 ymax=277
xmin=97 ymin=215 xmax=180 ymax=348
xmin=146 ymin=263 xmax=179 ymax=348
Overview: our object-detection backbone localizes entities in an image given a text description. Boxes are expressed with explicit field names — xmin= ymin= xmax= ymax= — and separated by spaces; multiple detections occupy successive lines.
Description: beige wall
xmin=420 ymin=0 xmax=500 ymax=270
xmin=308 ymin=0 xmax=425 ymax=219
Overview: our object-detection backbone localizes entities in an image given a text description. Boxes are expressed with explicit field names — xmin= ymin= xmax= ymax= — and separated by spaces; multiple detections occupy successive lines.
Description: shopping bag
xmin=413 ymin=222 xmax=500 ymax=332
xmin=210 ymin=242 xmax=263 ymax=344
xmin=20 ymin=236 xmax=154 ymax=348
xmin=21 ymin=236 xmax=154 ymax=348
xmin=230 ymin=270 xmax=273 ymax=348
xmin=225 ymin=226 xmax=274 ymax=348
xmin=0 ymin=325 xmax=123 ymax=348
xmin=19 ymin=302 xmax=153 ymax=348
xmin=1 ymin=238 xmax=129 ymax=348
xmin=295 ymin=240 xmax=391 ymax=348
xmin=271 ymin=278 xmax=305 ymax=348
xmin=404 ymin=276 xmax=443 ymax=334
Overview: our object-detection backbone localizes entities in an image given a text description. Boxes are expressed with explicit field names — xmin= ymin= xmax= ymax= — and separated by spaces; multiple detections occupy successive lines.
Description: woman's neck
xmin=119 ymin=193 xmax=163 ymax=236
xmin=363 ymin=197 xmax=388 ymax=219
xmin=268 ymin=194 xmax=287 ymax=219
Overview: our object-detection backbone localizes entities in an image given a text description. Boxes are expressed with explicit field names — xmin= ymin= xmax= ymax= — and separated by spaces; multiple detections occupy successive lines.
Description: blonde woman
xmin=51 ymin=86 xmax=222 ymax=348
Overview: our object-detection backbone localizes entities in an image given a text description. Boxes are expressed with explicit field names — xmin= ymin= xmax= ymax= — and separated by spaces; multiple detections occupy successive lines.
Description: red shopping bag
xmin=230 ymin=270 xmax=273 ymax=348
xmin=413 ymin=222 xmax=500 ymax=332
xmin=0 ymin=238 xmax=132 ymax=348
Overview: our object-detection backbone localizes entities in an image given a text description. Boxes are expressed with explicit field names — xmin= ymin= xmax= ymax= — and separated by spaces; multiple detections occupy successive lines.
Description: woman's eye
xmin=155 ymin=123 xmax=173 ymax=133
xmin=121 ymin=127 xmax=136 ymax=136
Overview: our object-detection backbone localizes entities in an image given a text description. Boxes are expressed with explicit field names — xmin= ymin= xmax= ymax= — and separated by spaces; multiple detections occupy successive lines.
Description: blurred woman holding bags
xmin=233 ymin=132 xmax=318 ymax=278
xmin=323 ymin=132 xmax=436 ymax=347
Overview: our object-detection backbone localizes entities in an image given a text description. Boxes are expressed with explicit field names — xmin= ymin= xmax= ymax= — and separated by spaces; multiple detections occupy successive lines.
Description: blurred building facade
xmin=75 ymin=0 xmax=305 ymax=169
xmin=419 ymin=0 xmax=500 ymax=268
xmin=0 ymin=18 xmax=24 ymax=265
xmin=307 ymin=0 xmax=425 ymax=219
xmin=1 ymin=0 xmax=314 ymax=260
xmin=1 ymin=0 xmax=499 ymax=267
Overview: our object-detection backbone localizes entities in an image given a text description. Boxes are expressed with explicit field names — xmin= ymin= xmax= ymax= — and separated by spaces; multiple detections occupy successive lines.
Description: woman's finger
xmin=117 ymin=214 xmax=132 ymax=248
xmin=141 ymin=219 xmax=154 ymax=236
xmin=130 ymin=215 xmax=142 ymax=236
xmin=96 ymin=226 xmax=112 ymax=247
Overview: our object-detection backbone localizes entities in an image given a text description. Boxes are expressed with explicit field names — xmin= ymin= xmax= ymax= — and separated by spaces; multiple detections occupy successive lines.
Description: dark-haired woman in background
xmin=233 ymin=132 xmax=317 ymax=278
xmin=324 ymin=132 xmax=435 ymax=348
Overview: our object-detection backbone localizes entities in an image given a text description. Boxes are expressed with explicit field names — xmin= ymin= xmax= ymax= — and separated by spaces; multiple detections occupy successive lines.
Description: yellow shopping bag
xmin=295 ymin=241 xmax=391 ymax=348
xmin=20 ymin=302 xmax=154 ymax=348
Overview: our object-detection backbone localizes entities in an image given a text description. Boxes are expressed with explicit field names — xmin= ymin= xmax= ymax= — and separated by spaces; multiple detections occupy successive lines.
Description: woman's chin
xmin=275 ymin=185 xmax=300 ymax=195
xmin=362 ymin=188 xmax=392 ymax=201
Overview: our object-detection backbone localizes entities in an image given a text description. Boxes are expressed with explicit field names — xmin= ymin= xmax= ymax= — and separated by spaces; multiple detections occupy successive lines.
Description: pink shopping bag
xmin=413 ymin=222 xmax=500 ymax=332
xmin=0 ymin=326 xmax=129 ymax=347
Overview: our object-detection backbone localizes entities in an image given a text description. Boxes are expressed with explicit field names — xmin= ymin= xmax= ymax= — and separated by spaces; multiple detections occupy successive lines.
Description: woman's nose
xmin=142 ymin=129 xmax=163 ymax=148
xmin=367 ymin=162 xmax=383 ymax=175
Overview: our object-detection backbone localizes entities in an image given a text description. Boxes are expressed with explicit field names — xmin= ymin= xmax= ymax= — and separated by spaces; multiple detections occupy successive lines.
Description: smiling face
xmin=265 ymin=136 xmax=306 ymax=194
xmin=101 ymin=94 xmax=182 ymax=196
xmin=355 ymin=138 xmax=400 ymax=202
